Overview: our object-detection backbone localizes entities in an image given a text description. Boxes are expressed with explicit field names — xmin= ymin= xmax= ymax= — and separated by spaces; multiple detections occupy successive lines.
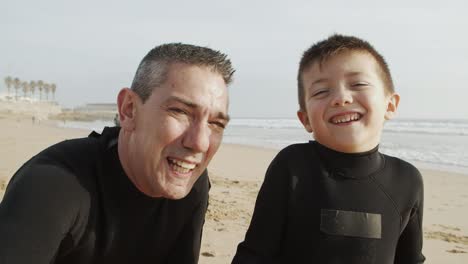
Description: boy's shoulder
xmin=381 ymin=153 xmax=421 ymax=174
xmin=280 ymin=142 xmax=314 ymax=154
xmin=379 ymin=152 xmax=424 ymax=187
xmin=276 ymin=142 xmax=316 ymax=160
xmin=270 ymin=142 xmax=321 ymax=172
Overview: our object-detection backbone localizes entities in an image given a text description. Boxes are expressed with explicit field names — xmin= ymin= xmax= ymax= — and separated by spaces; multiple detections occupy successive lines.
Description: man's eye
xmin=168 ymin=107 xmax=187 ymax=114
xmin=209 ymin=121 xmax=226 ymax=130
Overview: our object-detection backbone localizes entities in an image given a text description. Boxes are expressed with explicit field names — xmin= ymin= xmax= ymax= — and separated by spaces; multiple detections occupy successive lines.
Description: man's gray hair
xmin=131 ymin=43 xmax=235 ymax=102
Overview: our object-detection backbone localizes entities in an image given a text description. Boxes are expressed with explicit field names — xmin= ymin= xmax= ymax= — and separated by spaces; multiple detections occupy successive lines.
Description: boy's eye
xmin=351 ymin=82 xmax=369 ymax=87
xmin=312 ymin=89 xmax=329 ymax=97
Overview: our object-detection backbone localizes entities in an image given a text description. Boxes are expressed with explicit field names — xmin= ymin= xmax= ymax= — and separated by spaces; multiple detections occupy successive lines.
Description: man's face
xmin=126 ymin=63 xmax=229 ymax=199
xmin=298 ymin=51 xmax=399 ymax=153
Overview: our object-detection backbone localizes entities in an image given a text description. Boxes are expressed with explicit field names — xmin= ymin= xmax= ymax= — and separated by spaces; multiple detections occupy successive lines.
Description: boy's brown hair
xmin=297 ymin=34 xmax=394 ymax=110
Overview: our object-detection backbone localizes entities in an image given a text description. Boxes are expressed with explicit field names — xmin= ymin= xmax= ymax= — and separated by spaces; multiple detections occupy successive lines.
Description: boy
xmin=232 ymin=34 xmax=425 ymax=263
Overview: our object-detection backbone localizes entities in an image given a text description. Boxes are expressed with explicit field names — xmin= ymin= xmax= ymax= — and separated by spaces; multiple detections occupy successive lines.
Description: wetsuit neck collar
xmin=94 ymin=126 xmax=165 ymax=202
xmin=311 ymin=141 xmax=384 ymax=179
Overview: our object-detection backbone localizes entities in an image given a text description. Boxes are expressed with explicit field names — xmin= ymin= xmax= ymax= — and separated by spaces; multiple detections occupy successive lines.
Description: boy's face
xmin=297 ymin=51 xmax=399 ymax=153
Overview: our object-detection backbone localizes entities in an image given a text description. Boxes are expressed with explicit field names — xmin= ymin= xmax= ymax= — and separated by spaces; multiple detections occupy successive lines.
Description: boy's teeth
xmin=332 ymin=113 xmax=360 ymax=124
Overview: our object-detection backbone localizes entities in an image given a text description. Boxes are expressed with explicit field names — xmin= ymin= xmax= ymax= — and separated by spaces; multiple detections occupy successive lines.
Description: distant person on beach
xmin=114 ymin=113 xmax=120 ymax=126
xmin=0 ymin=43 xmax=234 ymax=263
xmin=232 ymin=34 xmax=425 ymax=263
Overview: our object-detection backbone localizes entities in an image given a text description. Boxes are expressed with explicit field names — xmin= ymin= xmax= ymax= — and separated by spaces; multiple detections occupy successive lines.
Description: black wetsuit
xmin=232 ymin=141 xmax=425 ymax=264
xmin=0 ymin=127 xmax=209 ymax=264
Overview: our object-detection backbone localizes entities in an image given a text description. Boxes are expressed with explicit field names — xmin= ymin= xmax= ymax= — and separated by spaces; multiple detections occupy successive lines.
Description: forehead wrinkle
xmin=166 ymin=95 xmax=198 ymax=109
xmin=166 ymin=95 xmax=229 ymax=121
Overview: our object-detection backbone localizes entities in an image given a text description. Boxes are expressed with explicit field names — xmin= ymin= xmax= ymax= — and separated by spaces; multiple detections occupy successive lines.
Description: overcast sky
xmin=1 ymin=0 xmax=467 ymax=119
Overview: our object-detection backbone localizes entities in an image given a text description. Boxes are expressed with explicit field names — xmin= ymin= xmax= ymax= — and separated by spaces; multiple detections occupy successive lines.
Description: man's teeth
xmin=168 ymin=158 xmax=196 ymax=173
xmin=332 ymin=113 xmax=361 ymax=124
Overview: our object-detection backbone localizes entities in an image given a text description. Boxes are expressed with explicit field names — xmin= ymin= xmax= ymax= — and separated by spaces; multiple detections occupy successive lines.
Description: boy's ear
xmin=384 ymin=93 xmax=400 ymax=120
xmin=297 ymin=110 xmax=313 ymax=133
xmin=117 ymin=88 xmax=139 ymax=131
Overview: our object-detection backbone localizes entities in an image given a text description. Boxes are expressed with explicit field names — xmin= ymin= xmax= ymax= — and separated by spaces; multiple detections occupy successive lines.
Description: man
xmin=0 ymin=43 xmax=235 ymax=264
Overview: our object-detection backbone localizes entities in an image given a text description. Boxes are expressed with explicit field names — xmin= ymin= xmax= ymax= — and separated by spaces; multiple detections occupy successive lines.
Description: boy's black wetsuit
xmin=232 ymin=141 xmax=425 ymax=264
xmin=0 ymin=127 xmax=209 ymax=264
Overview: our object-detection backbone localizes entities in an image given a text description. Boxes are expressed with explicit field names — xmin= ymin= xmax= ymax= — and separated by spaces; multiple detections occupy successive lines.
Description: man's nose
xmin=182 ymin=121 xmax=210 ymax=153
xmin=331 ymin=88 xmax=353 ymax=106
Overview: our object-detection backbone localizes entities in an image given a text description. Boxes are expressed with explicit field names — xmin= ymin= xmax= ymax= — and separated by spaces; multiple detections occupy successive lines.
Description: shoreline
xmin=1 ymin=115 xmax=467 ymax=263
xmin=56 ymin=118 xmax=468 ymax=176
xmin=224 ymin=142 xmax=468 ymax=177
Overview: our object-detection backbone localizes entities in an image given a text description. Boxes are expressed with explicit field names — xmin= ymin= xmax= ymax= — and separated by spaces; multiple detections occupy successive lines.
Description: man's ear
xmin=384 ymin=93 xmax=400 ymax=120
xmin=117 ymin=88 xmax=139 ymax=131
xmin=297 ymin=110 xmax=313 ymax=133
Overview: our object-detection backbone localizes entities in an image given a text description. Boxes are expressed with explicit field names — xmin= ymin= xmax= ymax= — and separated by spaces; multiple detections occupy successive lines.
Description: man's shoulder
xmin=32 ymin=137 xmax=100 ymax=176
xmin=41 ymin=136 xmax=100 ymax=157
xmin=7 ymin=136 xmax=101 ymax=199
xmin=35 ymin=126 xmax=120 ymax=171
xmin=0 ymin=137 xmax=101 ymax=256
xmin=6 ymin=128 xmax=120 ymax=202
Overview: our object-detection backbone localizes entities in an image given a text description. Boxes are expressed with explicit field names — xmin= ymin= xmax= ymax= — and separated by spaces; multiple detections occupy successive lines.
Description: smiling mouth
xmin=330 ymin=113 xmax=362 ymax=124
xmin=167 ymin=158 xmax=197 ymax=174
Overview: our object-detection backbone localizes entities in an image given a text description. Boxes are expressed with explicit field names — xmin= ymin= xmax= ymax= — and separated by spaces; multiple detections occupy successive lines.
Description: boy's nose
xmin=182 ymin=122 xmax=210 ymax=154
xmin=331 ymin=89 xmax=353 ymax=106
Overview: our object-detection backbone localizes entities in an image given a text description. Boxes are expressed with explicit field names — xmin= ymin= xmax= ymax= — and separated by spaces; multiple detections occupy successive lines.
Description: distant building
xmin=74 ymin=103 xmax=117 ymax=112
xmin=0 ymin=98 xmax=61 ymax=119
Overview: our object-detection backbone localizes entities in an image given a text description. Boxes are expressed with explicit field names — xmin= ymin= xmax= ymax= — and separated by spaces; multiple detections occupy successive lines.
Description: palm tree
xmin=44 ymin=83 xmax=50 ymax=101
xmin=29 ymin=81 xmax=36 ymax=100
xmin=13 ymin=77 xmax=21 ymax=101
xmin=4 ymin=76 xmax=13 ymax=97
xmin=21 ymin=81 xmax=30 ymax=98
xmin=37 ymin=80 xmax=44 ymax=101
xmin=50 ymin=83 xmax=56 ymax=101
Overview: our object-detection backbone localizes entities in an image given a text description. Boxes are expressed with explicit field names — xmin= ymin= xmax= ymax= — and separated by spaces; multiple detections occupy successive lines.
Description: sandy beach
xmin=1 ymin=114 xmax=467 ymax=263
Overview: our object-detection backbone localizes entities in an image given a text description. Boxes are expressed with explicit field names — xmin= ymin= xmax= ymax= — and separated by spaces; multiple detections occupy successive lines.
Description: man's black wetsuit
xmin=232 ymin=141 xmax=425 ymax=264
xmin=0 ymin=127 xmax=209 ymax=264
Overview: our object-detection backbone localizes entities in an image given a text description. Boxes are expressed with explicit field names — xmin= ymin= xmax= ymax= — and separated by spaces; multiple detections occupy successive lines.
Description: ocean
xmin=59 ymin=118 xmax=468 ymax=175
